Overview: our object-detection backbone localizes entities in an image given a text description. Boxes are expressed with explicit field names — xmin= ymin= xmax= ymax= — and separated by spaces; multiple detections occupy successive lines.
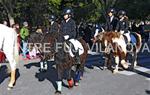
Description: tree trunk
xmin=1 ymin=0 xmax=15 ymax=26
xmin=8 ymin=14 xmax=15 ymax=27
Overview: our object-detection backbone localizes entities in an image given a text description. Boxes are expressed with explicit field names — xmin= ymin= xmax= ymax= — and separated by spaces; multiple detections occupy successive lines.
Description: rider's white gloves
xmin=120 ymin=30 xmax=124 ymax=34
xmin=64 ymin=35 xmax=69 ymax=40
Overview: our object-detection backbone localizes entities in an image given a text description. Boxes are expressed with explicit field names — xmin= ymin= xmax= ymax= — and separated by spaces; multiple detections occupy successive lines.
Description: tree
xmin=0 ymin=0 xmax=17 ymax=26
xmin=0 ymin=0 xmax=149 ymax=26
xmin=116 ymin=0 xmax=150 ymax=20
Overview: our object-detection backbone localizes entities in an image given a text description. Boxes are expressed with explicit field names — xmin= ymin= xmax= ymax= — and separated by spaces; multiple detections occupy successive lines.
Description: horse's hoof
xmin=7 ymin=85 xmax=14 ymax=90
xmin=128 ymin=67 xmax=136 ymax=72
xmin=122 ymin=64 xmax=129 ymax=69
xmin=134 ymin=62 xmax=137 ymax=68
xmin=40 ymin=68 xmax=47 ymax=72
xmin=103 ymin=66 xmax=107 ymax=70
xmin=75 ymin=82 xmax=79 ymax=86
xmin=113 ymin=70 xmax=118 ymax=74
xmin=68 ymin=79 xmax=74 ymax=88
xmin=55 ymin=91 xmax=61 ymax=95
xmin=80 ymin=76 xmax=83 ymax=80
xmin=68 ymin=86 xmax=73 ymax=89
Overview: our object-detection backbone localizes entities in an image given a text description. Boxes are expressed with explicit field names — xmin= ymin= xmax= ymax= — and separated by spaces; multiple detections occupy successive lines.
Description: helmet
xmin=23 ymin=21 xmax=28 ymax=27
xmin=49 ymin=15 xmax=56 ymax=21
xmin=107 ymin=8 xmax=116 ymax=15
xmin=63 ymin=8 xmax=73 ymax=16
xmin=118 ymin=10 xmax=126 ymax=16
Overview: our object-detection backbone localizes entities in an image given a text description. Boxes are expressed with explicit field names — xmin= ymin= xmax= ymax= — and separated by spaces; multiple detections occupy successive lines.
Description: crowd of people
xmin=0 ymin=7 xmax=149 ymax=62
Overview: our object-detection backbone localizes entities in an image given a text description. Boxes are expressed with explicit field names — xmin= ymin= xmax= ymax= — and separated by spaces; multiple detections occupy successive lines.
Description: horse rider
xmin=60 ymin=8 xmax=80 ymax=64
xmin=60 ymin=8 xmax=76 ymax=40
xmin=55 ymin=8 xmax=81 ymax=94
xmin=48 ymin=14 xmax=59 ymax=33
xmin=105 ymin=8 xmax=118 ymax=32
xmin=115 ymin=10 xmax=129 ymax=34
xmin=115 ymin=10 xmax=138 ymax=50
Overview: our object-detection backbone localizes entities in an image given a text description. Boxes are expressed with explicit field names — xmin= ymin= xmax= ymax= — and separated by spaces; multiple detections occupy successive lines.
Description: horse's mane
xmin=96 ymin=31 xmax=121 ymax=42
xmin=104 ymin=31 xmax=121 ymax=39
xmin=28 ymin=32 xmax=61 ymax=43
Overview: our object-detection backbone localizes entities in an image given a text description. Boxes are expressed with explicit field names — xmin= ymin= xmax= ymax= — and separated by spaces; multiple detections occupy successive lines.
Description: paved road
xmin=0 ymin=42 xmax=150 ymax=95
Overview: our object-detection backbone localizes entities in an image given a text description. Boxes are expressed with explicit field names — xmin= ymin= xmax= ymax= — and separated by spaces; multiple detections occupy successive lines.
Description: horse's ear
xmin=97 ymin=32 xmax=104 ymax=41
xmin=116 ymin=32 xmax=121 ymax=38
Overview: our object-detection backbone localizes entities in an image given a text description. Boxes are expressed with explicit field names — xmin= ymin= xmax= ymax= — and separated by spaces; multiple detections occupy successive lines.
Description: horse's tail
xmin=13 ymin=32 xmax=19 ymax=64
xmin=135 ymin=33 xmax=142 ymax=52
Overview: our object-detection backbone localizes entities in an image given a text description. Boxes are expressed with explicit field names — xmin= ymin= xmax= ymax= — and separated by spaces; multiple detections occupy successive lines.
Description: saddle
xmin=123 ymin=32 xmax=138 ymax=50
xmin=123 ymin=32 xmax=137 ymax=45
xmin=64 ymin=39 xmax=84 ymax=57
xmin=130 ymin=32 xmax=137 ymax=44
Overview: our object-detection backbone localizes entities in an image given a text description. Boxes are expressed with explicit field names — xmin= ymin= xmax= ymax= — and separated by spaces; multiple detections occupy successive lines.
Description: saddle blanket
xmin=123 ymin=32 xmax=137 ymax=44
xmin=68 ymin=39 xmax=84 ymax=57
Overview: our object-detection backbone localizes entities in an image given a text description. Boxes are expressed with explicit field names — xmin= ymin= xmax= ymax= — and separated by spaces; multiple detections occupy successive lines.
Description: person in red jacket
xmin=12 ymin=24 xmax=21 ymax=53
xmin=0 ymin=51 xmax=6 ymax=63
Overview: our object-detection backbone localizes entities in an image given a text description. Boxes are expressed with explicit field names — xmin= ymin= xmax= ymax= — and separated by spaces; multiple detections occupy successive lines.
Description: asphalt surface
xmin=0 ymin=41 xmax=150 ymax=95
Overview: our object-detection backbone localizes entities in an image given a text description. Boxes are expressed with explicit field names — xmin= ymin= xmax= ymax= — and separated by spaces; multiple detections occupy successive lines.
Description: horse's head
xmin=92 ymin=32 xmax=105 ymax=43
xmin=92 ymin=31 xmax=121 ymax=54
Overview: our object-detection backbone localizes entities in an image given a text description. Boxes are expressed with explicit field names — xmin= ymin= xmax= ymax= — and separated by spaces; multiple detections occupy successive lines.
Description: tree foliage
xmin=0 ymin=0 xmax=149 ymax=26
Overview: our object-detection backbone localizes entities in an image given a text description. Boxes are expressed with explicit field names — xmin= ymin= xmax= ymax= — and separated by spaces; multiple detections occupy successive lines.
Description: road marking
xmin=118 ymin=70 xmax=136 ymax=76
xmin=146 ymin=78 xmax=150 ymax=81
xmin=135 ymin=67 xmax=150 ymax=72
xmin=118 ymin=66 xmax=150 ymax=76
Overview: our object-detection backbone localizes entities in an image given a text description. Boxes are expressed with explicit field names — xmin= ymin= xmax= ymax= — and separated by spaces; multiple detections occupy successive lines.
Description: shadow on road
xmin=135 ymin=69 xmax=150 ymax=78
xmin=24 ymin=62 xmax=58 ymax=90
xmin=0 ymin=65 xmax=9 ymax=84
xmin=24 ymin=61 xmax=77 ymax=90
xmin=145 ymin=90 xmax=150 ymax=95
xmin=0 ymin=65 xmax=20 ymax=86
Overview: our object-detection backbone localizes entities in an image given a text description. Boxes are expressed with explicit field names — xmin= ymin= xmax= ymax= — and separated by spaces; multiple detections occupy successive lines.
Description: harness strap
xmin=130 ymin=33 xmax=137 ymax=44
xmin=123 ymin=35 xmax=128 ymax=44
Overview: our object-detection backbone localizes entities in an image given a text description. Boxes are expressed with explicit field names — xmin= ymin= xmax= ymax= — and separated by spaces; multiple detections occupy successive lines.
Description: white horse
xmin=0 ymin=24 xmax=19 ymax=89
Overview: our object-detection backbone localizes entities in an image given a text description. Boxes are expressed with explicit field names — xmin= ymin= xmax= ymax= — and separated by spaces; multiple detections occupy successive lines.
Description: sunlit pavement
xmin=0 ymin=42 xmax=150 ymax=95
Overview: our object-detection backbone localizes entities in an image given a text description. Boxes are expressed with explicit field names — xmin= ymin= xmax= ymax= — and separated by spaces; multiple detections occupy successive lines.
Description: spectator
xmin=12 ymin=24 xmax=21 ymax=53
xmin=3 ymin=20 xmax=8 ymax=26
xmin=20 ymin=21 xmax=30 ymax=59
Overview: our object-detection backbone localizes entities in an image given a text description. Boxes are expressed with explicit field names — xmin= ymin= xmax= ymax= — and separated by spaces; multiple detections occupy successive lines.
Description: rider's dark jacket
xmin=116 ymin=17 xmax=129 ymax=33
xmin=60 ymin=18 xmax=77 ymax=39
xmin=105 ymin=16 xmax=118 ymax=31
xmin=49 ymin=22 xmax=59 ymax=33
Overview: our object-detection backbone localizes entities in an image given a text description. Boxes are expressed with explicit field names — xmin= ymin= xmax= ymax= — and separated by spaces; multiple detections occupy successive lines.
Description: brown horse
xmin=93 ymin=31 xmax=142 ymax=73
xmin=28 ymin=32 xmax=59 ymax=71
xmin=54 ymin=38 xmax=88 ymax=94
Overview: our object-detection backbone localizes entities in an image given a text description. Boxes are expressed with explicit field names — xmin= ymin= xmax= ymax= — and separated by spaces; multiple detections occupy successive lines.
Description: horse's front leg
xmin=74 ymin=64 xmax=81 ymax=86
xmin=80 ymin=63 xmax=85 ymax=80
xmin=113 ymin=56 xmax=119 ymax=74
xmin=55 ymin=65 xmax=63 ymax=95
xmin=40 ymin=60 xmax=44 ymax=72
xmin=103 ymin=53 xmax=112 ymax=70
xmin=131 ymin=51 xmax=137 ymax=70
xmin=67 ymin=68 xmax=74 ymax=88
xmin=103 ymin=55 xmax=109 ymax=70
xmin=40 ymin=57 xmax=48 ymax=72
xmin=120 ymin=53 xmax=129 ymax=69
